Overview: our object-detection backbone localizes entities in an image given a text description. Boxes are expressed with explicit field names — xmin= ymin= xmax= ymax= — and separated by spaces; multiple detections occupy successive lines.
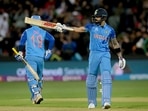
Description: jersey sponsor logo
xmin=94 ymin=34 xmax=107 ymax=40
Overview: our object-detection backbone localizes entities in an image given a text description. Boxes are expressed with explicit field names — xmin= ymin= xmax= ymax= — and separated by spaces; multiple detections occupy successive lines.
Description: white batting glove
xmin=118 ymin=57 xmax=126 ymax=69
xmin=44 ymin=49 xmax=52 ymax=60
xmin=55 ymin=23 xmax=63 ymax=32
xmin=15 ymin=51 xmax=23 ymax=61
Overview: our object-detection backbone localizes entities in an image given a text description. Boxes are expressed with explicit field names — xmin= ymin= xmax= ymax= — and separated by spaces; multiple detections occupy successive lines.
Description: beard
xmin=92 ymin=18 xmax=102 ymax=25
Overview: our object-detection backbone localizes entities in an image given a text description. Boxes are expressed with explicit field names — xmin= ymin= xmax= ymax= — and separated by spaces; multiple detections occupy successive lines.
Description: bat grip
xmin=12 ymin=48 xmax=19 ymax=55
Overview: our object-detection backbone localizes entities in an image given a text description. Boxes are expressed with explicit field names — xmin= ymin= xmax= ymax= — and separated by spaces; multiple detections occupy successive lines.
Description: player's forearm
xmin=114 ymin=45 xmax=123 ymax=58
xmin=111 ymin=38 xmax=123 ymax=58
xmin=72 ymin=27 xmax=86 ymax=32
xmin=116 ymin=51 xmax=123 ymax=59
xmin=48 ymin=39 xmax=55 ymax=50
xmin=18 ymin=45 xmax=25 ymax=51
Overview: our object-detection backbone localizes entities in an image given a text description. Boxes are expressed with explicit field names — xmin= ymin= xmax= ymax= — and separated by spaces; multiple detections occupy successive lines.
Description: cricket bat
xmin=12 ymin=48 xmax=40 ymax=81
xmin=24 ymin=17 xmax=74 ymax=31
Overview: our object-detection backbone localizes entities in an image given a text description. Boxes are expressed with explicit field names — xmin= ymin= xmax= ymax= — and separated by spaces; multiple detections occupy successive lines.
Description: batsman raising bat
xmin=14 ymin=15 xmax=62 ymax=104
xmin=60 ymin=8 xmax=126 ymax=109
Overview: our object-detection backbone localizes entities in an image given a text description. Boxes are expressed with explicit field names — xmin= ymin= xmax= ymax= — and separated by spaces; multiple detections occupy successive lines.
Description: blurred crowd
xmin=0 ymin=0 xmax=148 ymax=61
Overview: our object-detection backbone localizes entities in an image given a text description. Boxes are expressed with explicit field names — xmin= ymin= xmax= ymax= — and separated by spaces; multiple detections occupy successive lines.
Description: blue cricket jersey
xmin=85 ymin=23 xmax=116 ymax=52
xmin=19 ymin=26 xmax=55 ymax=58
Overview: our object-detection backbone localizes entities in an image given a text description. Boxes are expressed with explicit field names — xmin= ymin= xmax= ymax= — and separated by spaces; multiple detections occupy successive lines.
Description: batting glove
xmin=118 ymin=57 xmax=126 ymax=69
xmin=44 ymin=49 xmax=52 ymax=60
xmin=55 ymin=23 xmax=63 ymax=32
xmin=15 ymin=51 xmax=23 ymax=61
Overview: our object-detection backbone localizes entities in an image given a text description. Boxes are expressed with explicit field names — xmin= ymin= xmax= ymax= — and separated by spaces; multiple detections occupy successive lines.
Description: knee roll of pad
xmin=86 ymin=74 xmax=98 ymax=88
xmin=101 ymin=71 xmax=112 ymax=83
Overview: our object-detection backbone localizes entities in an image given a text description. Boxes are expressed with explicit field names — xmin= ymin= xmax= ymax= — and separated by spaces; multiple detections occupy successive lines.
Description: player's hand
xmin=44 ymin=49 xmax=52 ymax=60
xmin=15 ymin=51 xmax=23 ymax=61
xmin=55 ymin=23 xmax=63 ymax=32
xmin=118 ymin=57 xmax=126 ymax=69
xmin=62 ymin=24 xmax=74 ymax=31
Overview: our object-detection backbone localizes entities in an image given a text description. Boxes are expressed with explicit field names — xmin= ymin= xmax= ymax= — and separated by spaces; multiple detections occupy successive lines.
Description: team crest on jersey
xmin=105 ymin=30 xmax=109 ymax=34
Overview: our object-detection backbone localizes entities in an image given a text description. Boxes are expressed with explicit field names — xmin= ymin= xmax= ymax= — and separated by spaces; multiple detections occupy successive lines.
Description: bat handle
xmin=12 ymin=48 xmax=19 ymax=55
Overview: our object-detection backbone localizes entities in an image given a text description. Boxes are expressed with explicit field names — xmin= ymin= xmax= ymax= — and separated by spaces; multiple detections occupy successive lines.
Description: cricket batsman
xmin=14 ymin=15 xmax=63 ymax=104
xmin=60 ymin=8 xmax=126 ymax=109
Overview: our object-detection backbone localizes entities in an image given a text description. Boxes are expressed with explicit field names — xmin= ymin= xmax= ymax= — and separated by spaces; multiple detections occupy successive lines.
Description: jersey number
xmin=31 ymin=31 xmax=43 ymax=48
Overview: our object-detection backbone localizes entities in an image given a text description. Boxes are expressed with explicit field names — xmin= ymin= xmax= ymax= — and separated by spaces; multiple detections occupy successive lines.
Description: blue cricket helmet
xmin=92 ymin=8 xmax=108 ymax=24
xmin=31 ymin=15 xmax=41 ymax=20
xmin=93 ymin=8 xmax=108 ymax=18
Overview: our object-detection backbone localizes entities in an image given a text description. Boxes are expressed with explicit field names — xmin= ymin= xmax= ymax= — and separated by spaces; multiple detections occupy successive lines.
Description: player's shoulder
xmin=86 ymin=23 xmax=94 ymax=26
xmin=85 ymin=23 xmax=94 ymax=29
xmin=105 ymin=23 xmax=115 ymax=31
xmin=31 ymin=26 xmax=46 ymax=31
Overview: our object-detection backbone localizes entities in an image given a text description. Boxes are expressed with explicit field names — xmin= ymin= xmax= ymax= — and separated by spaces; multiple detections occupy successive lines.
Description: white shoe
xmin=32 ymin=94 xmax=43 ymax=104
xmin=102 ymin=102 xmax=111 ymax=109
xmin=88 ymin=103 xmax=95 ymax=109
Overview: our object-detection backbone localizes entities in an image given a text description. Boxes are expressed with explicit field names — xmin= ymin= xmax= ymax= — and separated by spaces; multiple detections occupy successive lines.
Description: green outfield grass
xmin=0 ymin=80 xmax=148 ymax=111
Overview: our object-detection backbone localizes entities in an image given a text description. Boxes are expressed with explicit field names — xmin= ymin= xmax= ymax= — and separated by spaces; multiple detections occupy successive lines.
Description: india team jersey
xmin=85 ymin=23 xmax=116 ymax=52
xmin=19 ymin=26 xmax=54 ymax=57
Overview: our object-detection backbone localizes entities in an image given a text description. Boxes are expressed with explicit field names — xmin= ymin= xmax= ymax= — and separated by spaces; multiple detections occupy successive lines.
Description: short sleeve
xmin=110 ymin=28 xmax=116 ymax=39
xmin=85 ymin=23 xmax=92 ymax=32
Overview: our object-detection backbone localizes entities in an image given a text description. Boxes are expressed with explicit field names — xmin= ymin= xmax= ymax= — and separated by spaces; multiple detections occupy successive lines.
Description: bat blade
xmin=12 ymin=48 xmax=40 ymax=81
xmin=24 ymin=17 xmax=74 ymax=31
xmin=25 ymin=61 xmax=40 ymax=81
xmin=25 ymin=17 xmax=56 ymax=29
